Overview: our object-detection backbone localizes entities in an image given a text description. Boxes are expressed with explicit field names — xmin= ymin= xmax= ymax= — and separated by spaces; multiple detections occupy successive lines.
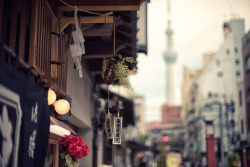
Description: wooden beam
xmin=90 ymin=71 xmax=103 ymax=75
xmin=83 ymin=24 xmax=113 ymax=37
xmin=82 ymin=54 xmax=113 ymax=59
xmin=60 ymin=16 xmax=114 ymax=32
xmin=58 ymin=5 xmax=140 ymax=12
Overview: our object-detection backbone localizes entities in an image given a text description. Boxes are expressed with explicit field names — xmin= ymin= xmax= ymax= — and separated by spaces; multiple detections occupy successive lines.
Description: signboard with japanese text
xmin=105 ymin=114 xmax=113 ymax=139
xmin=113 ymin=117 xmax=123 ymax=144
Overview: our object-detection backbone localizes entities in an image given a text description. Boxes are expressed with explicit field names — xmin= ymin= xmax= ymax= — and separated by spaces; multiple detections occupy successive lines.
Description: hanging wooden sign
xmin=105 ymin=113 xmax=113 ymax=139
xmin=113 ymin=116 xmax=123 ymax=144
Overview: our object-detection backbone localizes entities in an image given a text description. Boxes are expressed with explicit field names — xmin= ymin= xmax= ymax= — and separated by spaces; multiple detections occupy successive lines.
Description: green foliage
xmin=227 ymin=152 xmax=240 ymax=167
xmin=102 ymin=56 xmax=136 ymax=89
xmin=139 ymin=135 xmax=149 ymax=145
xmin=60 ymin=152 xmax=65 ymax=159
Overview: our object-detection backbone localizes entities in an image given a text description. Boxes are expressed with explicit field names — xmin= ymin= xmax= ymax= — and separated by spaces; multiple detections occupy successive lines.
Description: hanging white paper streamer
xmin=69 ymin=6 xmax=85 ymax=78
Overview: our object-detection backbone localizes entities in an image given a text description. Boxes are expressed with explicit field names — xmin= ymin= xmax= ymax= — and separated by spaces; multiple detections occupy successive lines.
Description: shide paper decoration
xmin=69 ymin=6 xmax=85 ymax=78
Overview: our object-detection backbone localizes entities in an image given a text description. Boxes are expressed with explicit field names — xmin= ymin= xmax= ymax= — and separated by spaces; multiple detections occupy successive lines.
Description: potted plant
xmin=59 ymin=135 xmax=89 ymax=167
xmin=227 ymin=151 xmax=240 ymax=167
xmin=102 ymin=54 xmax=136 ymax=89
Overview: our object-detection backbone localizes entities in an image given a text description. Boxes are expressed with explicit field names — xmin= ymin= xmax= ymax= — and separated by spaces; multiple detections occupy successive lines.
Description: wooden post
xmin=51 ymin=16 xmax=58 ymax=78
xmin=29 ymin=0 xmax=39 ymax=68
xmin=18 ymin=0 xmax=27 ymax=61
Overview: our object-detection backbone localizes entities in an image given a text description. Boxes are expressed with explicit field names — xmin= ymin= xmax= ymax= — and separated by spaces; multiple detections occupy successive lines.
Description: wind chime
xmin=104 ymin=87 xmax=124 ymax=144
xmin=104 ymin=21 xmax=123 ymax=145
xmin=113 ymin=91 xmax=123 ymax=144
xmin=105 ymin=87 xmax=113 ymax=139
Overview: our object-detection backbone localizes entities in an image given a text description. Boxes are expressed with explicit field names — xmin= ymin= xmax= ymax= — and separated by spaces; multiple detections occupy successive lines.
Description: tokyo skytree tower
xmin=163 ymin=0 xmax=177 ymax=105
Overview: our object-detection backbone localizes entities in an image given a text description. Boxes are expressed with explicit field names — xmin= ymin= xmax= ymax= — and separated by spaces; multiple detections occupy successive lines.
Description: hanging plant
xmin=102 ymin=54 xmax=135 ymax=89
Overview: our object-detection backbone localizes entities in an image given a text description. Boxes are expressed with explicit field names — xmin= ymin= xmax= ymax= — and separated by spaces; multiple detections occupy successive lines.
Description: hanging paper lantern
xmin=48 ymin=88 xmax=56 ymax=105
xmin=54 ymin=99 xmax=70 ymax=115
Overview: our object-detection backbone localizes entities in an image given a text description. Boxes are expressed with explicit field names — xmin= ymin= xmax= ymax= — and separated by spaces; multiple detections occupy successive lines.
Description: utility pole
xmin=219 ymin=103 xmax=225 ymax=167
xmin=204 ymin=101 xmax=225 ymax=167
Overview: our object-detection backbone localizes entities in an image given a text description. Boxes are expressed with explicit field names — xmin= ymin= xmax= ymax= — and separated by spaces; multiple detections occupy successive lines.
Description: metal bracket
xmin=50 ymin=61 xmax=62 ymax=65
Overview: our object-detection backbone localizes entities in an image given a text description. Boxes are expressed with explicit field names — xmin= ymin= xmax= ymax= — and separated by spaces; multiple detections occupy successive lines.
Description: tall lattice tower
xmin=163 ymin=0 xmax=177 ymax=105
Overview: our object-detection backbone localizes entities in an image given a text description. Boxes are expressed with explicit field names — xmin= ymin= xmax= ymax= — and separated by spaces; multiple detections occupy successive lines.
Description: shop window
xmin=241 ymin=120 xmax=244 ymax=134
xmin=247 ymin=56 xmax=250 ymax=71
xmin=235 ymin=59 xmax=240 ymax=64
xmin=208 ymin=92 xmax=212 ymax=98
xmin=235 ymin=47 xmax=238 ymax=53
xmin=216 ymin=59 xmax=220 ymax=66
xmin=217 ymin=71 xmax=223 ymax=77
xmin=247 ymin=88 xmax=250 ymax=104
xmin=239 ymin=90 xmax=242 ymax=107
xmin=191 ymin=97 xmax=195 ymax=103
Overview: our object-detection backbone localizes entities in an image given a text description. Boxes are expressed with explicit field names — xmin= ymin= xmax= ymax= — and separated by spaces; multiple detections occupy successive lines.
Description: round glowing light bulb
xmin=163 ymin=136 xmax=169 ymax=142
xmin=48 ymin=88 xmax=56 ymax=105
xmin=53 ymin=99 xmax=70 ymax=115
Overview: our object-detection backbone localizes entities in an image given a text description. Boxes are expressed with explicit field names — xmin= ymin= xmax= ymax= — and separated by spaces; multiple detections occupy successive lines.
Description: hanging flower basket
xmin=102 ymin=55 xmax=136 ymax=89
xmin=59 ymin=135 xmax=89 ymax=167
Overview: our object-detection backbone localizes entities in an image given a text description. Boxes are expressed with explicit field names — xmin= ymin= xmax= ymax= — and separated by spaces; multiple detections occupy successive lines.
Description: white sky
xmin=130 ymin=0 xmax=250 ymax=122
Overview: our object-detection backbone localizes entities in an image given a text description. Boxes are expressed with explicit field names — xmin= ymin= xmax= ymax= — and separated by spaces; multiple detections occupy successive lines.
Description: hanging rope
xmin=108 ymin=85 xmax=110 ymax=102
xmin=113 ymin=21 xmax=116 ymax=56
xmin=107 ymin=85 xmax=111 ymax=117
xmin=114 ymin=20 xmax=121 ymax=118
xmin=59 ymin=0 xmax=109 ymax=16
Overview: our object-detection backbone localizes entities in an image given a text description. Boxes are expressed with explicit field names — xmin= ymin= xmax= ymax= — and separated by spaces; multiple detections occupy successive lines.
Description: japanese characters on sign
xmin=113 ymin=117 xmax=123 ymax=145
xmin=105 ymin=114 xmax=113 ymax=139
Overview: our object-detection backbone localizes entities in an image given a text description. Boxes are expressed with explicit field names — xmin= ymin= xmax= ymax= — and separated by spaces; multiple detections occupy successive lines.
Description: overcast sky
xmin=130 ymin=0 xmax=250 ymax=122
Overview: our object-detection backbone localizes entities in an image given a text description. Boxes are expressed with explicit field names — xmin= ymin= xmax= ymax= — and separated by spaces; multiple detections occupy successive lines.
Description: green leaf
xmin=60 ymin=152 xmax=65 ymax=159
xmin=102 ymin=56 xmax=135 ymax=89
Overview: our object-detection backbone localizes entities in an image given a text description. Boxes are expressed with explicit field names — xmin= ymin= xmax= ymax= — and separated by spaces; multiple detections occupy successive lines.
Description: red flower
xmin=68 ymin=143 xmax=84 ymax=158
xmin=60 ymin=135 xmax=78 ymax=147
xmin=76 ymin=136 xmax=84 ymax=146
xmin=60 ymin=135 xmax=89 ymax=159
xmin=82 ymin=144 xmax=89 ymax=157
xmin=59 ymin=137 xmax=69 ymax=147
xmin=66 ymin=135 xmax=77 ymax=143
